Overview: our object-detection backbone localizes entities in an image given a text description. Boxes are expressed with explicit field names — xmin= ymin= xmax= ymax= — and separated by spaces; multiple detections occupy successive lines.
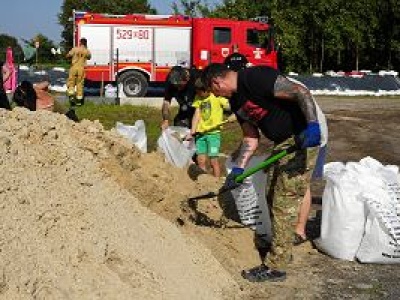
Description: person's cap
xmin=167 ymin=66 xmax=189 ymax=85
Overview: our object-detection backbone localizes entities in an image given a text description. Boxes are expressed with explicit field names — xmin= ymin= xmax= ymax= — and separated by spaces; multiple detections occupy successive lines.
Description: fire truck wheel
xmin=119 ymin=71 xmax=148 ymax=97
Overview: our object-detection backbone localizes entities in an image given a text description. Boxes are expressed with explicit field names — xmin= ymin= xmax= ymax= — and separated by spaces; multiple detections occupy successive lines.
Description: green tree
xmin=374 ymin=0 xmax=400 ymax=70
xmin=339 ymin=0 xmax=378 ymax=71
xmin=171 ymin=0 xmax=215 ymax=17
xmin=25 ymin=34 xmax=59 ymax=64
xmin=210 ymin=0 xmax=303 ymax=71
xmin=210 ymin=0 xmax=262 ymax=19
xmin=57 ymin=0 xmax=400 ymax=72
xmin=0 ymin=34 xmax=23 ymax=63
xmin=58 ymin=0 xmax=156 ymax=50
xmin=209 ymin=0 xmax=400 ymax=73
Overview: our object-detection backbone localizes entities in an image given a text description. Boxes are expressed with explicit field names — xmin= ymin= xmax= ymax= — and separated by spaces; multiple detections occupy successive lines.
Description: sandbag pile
xmin=316 ymin=157 xmax=400 ymax=263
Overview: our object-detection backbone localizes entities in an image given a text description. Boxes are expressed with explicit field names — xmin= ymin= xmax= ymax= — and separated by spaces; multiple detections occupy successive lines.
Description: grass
xmin=69 ymin=102 xmax=243 ymax=153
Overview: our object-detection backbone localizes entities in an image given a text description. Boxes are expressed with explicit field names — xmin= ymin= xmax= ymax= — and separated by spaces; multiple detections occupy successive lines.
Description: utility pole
xmin=115 ymin=48 xmax=120 ymax=105
xmin=35 ymin=38 xmax=40 ymax=69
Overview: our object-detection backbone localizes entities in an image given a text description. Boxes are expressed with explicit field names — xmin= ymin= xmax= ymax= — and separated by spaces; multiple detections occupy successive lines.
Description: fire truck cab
xmin=73 ymin=11 xmax=277 ymax=97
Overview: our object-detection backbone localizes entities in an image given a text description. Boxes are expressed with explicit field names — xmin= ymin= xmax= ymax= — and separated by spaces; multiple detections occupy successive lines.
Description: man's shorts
xmin=195 ymin=133 xmax=221 ymax=157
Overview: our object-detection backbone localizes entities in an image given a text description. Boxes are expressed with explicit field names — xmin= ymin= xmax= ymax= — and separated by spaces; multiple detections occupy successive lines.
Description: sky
xmin=0 ymin=0 xmax=221 ymax=45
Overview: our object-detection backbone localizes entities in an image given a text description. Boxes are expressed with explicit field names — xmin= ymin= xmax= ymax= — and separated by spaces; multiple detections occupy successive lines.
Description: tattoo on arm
xmin=273 ymin=75 xmax=300 ymax=99
xmin=236 ymin=141 xmax=255 ymax=167
xmin=273 ymin=75 xmax=317 ymax=122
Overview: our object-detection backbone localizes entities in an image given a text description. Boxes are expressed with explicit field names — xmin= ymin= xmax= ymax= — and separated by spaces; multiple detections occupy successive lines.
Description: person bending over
xmin=201 ymin=63 xmax=327 ymax=282
xmin=161 ymin=66 xmax=200 ymax=130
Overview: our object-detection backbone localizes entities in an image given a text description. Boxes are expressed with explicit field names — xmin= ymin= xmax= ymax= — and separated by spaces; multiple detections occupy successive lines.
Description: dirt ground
xmin=112 ymin=96 xmax=400 ymax=299
xmin=187 ymin=96 xmax=400 ymax=299
xmin=305 ymin=96 xmax=400 ymax=299
xmin=175 ymin=96 xmax=400 ymax=300
xmin=0 ymin=96 xmax=399 ymax=299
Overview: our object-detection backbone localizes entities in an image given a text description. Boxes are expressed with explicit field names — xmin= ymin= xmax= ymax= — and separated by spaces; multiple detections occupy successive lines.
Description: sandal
xmin=293 ymin=233 xmax=308 ymax=246
xmin=241 ymin=264 xmax=286 ymax=282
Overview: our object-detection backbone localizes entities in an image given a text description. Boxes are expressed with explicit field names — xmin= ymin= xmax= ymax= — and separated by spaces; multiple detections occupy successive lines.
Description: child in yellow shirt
xmin=189 ymin=78 xmax=230 ymax=177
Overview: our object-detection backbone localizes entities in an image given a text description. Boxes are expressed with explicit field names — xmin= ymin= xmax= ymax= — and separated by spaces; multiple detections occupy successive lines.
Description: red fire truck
xmin=73 ymin=11 xmax=277 ymax=97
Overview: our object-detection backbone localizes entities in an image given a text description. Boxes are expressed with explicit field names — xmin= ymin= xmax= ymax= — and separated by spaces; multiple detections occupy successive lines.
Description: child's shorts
xmin=195 ymin=133 xmax=221 ymax=157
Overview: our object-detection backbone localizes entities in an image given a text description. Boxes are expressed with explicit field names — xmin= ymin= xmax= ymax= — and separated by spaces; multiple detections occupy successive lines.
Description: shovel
xmin=170 ymin=121 xmax=229 ymax=143
xmin=186 ymin=144 xmax=298 ymax=209
xmin=187 ymin=118 xmax=235 ymax=141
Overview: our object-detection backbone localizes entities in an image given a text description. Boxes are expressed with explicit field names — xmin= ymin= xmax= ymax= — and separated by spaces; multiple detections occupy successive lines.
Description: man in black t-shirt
xmin=201 ymin=63 xmax=327 ymax=282
xmin=223 ymin=44 xmax=249 ymax=72
xmin=161 ymin=66 xmax=199 ymax=129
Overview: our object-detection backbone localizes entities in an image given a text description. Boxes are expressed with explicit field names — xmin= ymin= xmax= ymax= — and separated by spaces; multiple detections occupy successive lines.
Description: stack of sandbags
xmin=315 ymin=157 xmax=400 ymax=263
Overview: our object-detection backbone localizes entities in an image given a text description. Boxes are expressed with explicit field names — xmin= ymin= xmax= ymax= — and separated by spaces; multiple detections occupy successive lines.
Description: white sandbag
xmin=225 ymin=156 xmax=272 ymax=241
xmin=157 ymin=126 xmax=195 ymax=168
xmin=358 ymin=156 xmax=399 ymax=175
xmin=357 ymin=216 xmax=400 ymax=263
xmin=116 ymin=120 xmax=147 ymax=153
xmin=104 ymin=84 xmax=117 ymax=98
xmin=314 ymin=162 xmax=367 ymax=261
xmin=316 ymin=156 xmax=400 ymax=263
xmin=356 ymin=160 xmax=400 ymax=263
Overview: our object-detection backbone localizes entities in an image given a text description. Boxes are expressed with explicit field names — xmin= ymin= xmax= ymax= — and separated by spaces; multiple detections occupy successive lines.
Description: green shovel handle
xmin=234 ymin=145 xmax=298 ymax=183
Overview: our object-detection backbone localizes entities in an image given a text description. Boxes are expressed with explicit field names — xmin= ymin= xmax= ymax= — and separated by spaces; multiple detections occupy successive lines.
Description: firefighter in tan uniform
xmin=66 ymin=38 xmax=91 ymax=106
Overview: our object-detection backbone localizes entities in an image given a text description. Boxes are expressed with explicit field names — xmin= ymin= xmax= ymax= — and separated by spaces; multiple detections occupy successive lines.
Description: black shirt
xmin=164 ymin=68 xmax=200 ymax=127
xmin=224 ymin=53 xmax=249 ymax=72
xmin=231 ymin=66 xmax=307 ymax=143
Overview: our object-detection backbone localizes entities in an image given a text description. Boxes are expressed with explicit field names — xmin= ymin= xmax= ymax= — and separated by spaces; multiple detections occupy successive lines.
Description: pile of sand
xmin=0 ymin=108 xmax=241 ymax=299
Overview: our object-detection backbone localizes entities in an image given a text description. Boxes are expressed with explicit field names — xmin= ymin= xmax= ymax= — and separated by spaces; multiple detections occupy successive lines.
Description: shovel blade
xmin=188 ymin=192 xmax=218 ymax=201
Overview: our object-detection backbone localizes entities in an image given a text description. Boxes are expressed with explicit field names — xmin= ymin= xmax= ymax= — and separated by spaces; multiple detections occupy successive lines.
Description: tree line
xmin=1 ymin=0 xmax=398 ymax=73
xmin=0 ymin=34 xmax=60 ymax=65
xmin=173 ymin=0 xmax=399 ymax=73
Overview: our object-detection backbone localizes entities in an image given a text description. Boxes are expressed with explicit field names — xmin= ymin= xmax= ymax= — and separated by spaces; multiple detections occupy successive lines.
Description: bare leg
xmin=295 ymin=186 xmax=311 ymax=238
xmin=197 ymin=154 xmax=207 ymax=173
xmin=209 ymin=157 xmax=220 ymax=177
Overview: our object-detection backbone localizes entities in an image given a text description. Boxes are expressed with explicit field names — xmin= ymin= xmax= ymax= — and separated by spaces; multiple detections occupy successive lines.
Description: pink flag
xmin=3 ymin=47 xmax=17 ymax=92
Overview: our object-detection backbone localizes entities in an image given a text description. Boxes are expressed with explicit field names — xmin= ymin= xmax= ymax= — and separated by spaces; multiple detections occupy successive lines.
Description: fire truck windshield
xmin=247 ymin=29 xmax=268 ymax=48
xmin=247 ymin=28 xmax=276 ymax=54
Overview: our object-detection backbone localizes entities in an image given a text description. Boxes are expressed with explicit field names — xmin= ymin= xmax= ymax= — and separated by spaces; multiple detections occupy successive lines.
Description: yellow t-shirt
xmin=192 ymin=93 xmax=229 ymax=133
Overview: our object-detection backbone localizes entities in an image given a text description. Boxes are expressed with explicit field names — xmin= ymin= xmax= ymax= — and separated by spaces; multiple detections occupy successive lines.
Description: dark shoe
xmin=69 ymin=95 xmax=76 ymax=108
xmin=187 ymin=163 xmax=207 ymax=181
xmin=241 ymin=264 xmax=286 ymax=282
xmin=293 ymin=233 xmax=308 ymax=246
xmin=65 ymin=108 xmax=80 ymax=122
xmin=75 ymin=99 xmax=83 ymax=106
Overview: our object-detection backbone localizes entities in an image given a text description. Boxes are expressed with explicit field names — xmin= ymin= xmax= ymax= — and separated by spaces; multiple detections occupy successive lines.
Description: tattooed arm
xmin=161 ymin=100 xmax=171 ymax=129
xmin=273 ymin=75 xmax=318 ymax=123
xmin=161 ymin=84 xmax=175 ymax=129
xmin=232 ymin=122 xmax=260 ymax=168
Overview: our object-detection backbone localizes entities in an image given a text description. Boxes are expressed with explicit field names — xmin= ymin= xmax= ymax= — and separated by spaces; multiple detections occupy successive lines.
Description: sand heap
xmin=0 ymin=108 xmax=240 ymax=299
